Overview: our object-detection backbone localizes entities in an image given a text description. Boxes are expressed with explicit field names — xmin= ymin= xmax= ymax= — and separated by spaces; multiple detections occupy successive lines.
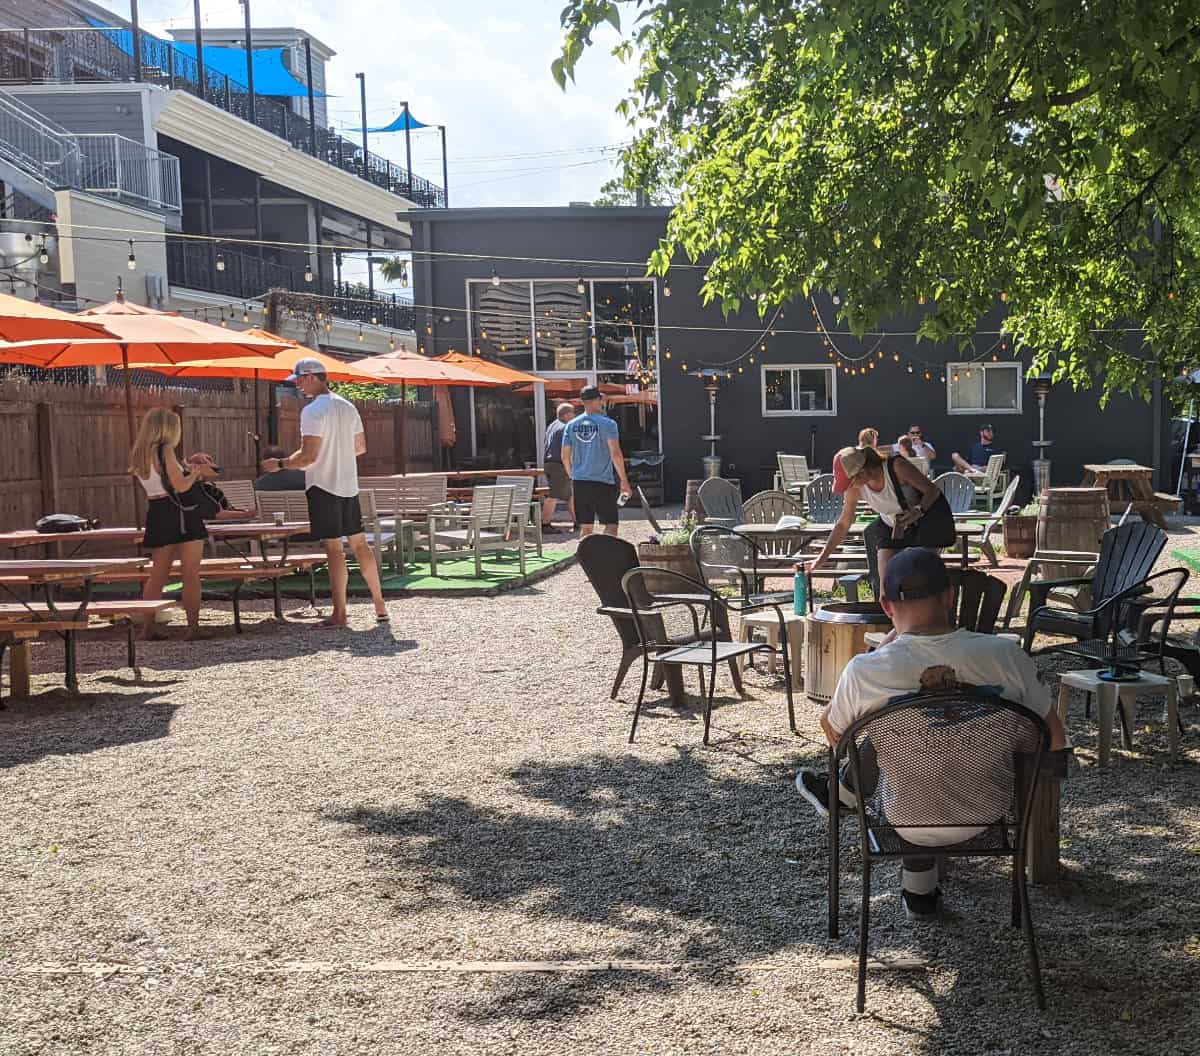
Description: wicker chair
xmin=828 ymin=690 xmax=1051 ymax=1011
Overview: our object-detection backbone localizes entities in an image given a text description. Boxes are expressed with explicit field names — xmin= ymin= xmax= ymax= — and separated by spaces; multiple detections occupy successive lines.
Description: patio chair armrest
xmin=597 ymin=605 xmax=633 ymax=619
xmin=1027 ymin=575 xmax=1091 ymax=613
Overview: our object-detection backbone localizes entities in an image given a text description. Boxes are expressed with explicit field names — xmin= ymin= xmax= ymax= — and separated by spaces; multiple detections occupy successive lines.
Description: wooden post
xmin=9 ymin=638 xmax=32 ymax=698
xmin=264 ymin=292 xmax=281 ymax=443
xmin=430 ymin=393 xmax=440 ymax=471
xmin=398 ymin=383 xmax=408 ymax=474
xmin=36 ymin=402 xmax=59 ymax=515
xmin=172 ymin=403 xmax=186 ymax=462
xmin=1019 ymin=750 xmax=1067 ymax=885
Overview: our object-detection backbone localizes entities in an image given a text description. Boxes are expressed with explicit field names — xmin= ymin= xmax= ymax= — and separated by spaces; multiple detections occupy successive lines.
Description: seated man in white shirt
xmin=893 ymin=424 xmax=936 ymax=461
xmin=796 ymin=548 xmax=1066 ymax=919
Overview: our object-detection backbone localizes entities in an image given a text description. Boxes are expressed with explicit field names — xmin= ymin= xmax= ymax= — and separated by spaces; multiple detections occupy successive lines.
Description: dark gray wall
xmin=412 ymin=208 xmax=1169 ymax=503
xmin=14 ymin=89 xmax=148 ymax=142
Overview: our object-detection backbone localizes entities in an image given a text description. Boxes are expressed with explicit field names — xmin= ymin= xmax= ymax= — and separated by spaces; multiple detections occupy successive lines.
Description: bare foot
xmin=320 ymin=615 xmax=349 ymax=628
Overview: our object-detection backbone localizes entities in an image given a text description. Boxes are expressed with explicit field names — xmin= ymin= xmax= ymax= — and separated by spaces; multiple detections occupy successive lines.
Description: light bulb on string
xmin=664 ymin=350 xmax=671 ymax=359
xmin=925 ymin=371 xmax=931 ymax=380
xmin=939 ymin=374 xmax=946 ymax=383
xmin=576 ymin=278 xmax=586 ymax=294
xmin=220 ymin=310 xmax=227 ymax=328
xmin=389 ymin=336 xmax=396 ymax=351
xmin=215 ymin=252 xmax=226 ymax=273
xmin=491 ymin=266 xmax=501 ymax=287
xmin=749 ymin=355 xmax=755 ymax=364
xmin=663 ymin=280 xmax=671 ymax=297
xmin=242 ymin=304 xmax=250 ymax=323
xmin=953 ymin=372 xmax=960 ymax=382
xmin=304 ymin=259 xmax=313 ymax=283
xmin=681 ymin=362 xmax=688 ymax=372
xmin=38 ymin=238 xmax=48 ymax=265
xmin=357 ymin=326 xmax=364 ymax=343
xmin=371 ymin=315 xmax=378 ymax=326
xmin=126 ymin=240 xmax=136 ymax=270
xmin=893 ymin=353 xmax=900 ymax=362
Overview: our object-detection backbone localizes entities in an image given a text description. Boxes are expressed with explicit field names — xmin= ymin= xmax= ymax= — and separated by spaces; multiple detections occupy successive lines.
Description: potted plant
xmin=638 ymin=515 xmax=702 ymax=582
xmin=1002 ymin=499 xmax=1038 ymax=559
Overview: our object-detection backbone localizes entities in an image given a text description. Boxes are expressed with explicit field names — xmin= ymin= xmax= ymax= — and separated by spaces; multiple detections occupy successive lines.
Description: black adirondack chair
xmin=1023 ymin=521 xmax=1167 ymax=653
xmin=948 ymin=568 xmax=1007 ymax=634
xmin=577 ymin=535 xmax=646 ymax=698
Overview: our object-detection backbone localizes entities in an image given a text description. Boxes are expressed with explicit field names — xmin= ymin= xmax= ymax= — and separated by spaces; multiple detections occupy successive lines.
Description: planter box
xmin=1003 ymin=514 xmax=1037 ymax=559
xmin=638 ymin=542 xmax=701 ymax=587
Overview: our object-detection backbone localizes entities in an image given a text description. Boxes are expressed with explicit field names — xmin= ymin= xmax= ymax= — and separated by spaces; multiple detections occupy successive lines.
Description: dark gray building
xmin=412 ymin=206 xmax=1173 ymax=503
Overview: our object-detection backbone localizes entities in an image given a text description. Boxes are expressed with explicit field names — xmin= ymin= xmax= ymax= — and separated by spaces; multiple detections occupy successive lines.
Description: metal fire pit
xmin=805 ymin=602 xmax=892 ymax=703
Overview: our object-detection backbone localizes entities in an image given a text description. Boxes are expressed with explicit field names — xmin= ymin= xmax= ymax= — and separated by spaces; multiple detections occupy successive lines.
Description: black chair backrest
xmin=1093 ymin=521 xmax=1168 ymax=620
xmin=621 ymin=566 xmax=715 ymax=651
xmin=836 ymin=690 xmax=1049 ymax=848
xmin=948 ymin=568 xmax=1006 ymax=634
xmin=690 ymin=524 xmax=761 ymax=597
xmin=578 ymin=535 xmax=640 ymax=649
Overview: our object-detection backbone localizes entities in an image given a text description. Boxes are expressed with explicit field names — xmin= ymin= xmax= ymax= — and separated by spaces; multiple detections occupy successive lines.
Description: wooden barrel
xmin=805 ymin=602 xmax=893 ymax=703
xmin=1002 ymin=514 xmax=1037 ymax=559
xmin=637 ymin=542 xmax=701 ymax=592
xmin=1036 ymin=488 xmax=1110 ymax=578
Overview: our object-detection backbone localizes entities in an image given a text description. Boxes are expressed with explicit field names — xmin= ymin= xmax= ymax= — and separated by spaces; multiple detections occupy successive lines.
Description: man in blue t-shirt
xmin=561 ymin=385 xmax=632 ymax=537
xmin=952 ymin=423 xmax=1001 ymax=473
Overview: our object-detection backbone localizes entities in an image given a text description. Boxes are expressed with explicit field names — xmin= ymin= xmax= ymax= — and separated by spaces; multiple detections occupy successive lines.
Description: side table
xmin=1057 ymin=669 xmax=1179 ymax=765
xmin=738 ymin=611 xmax=805 ymax=690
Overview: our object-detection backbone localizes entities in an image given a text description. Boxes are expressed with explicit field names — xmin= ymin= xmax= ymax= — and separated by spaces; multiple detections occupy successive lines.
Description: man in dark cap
xmin=952 ymin=423 xmax=1001 ymax=473
xmin=795 ymin=548 xmax=1065 ymax=919
xmin=561 ymin=384 xmax=632 ymax=537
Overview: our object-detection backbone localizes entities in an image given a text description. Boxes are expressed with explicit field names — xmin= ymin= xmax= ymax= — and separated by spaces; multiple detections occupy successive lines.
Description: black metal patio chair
xmin=577 ymin=534 xmax=646 ymax=699
xmin=690 ymin=524 xmax=798 ymax=733
xmin=621 ymin=566 xmax=770 ymax=745
xmin=828 ymin=690 xmax=1051 ymax=1012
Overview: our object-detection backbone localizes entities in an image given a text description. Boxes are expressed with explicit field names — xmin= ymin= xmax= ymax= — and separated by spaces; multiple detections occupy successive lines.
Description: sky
xmin=134 ymin=0 xmax=633 ymax=208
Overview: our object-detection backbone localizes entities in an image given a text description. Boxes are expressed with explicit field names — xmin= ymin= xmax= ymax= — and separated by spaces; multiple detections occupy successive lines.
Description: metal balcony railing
xmin=166 ymin=240 xmax=417 ymax=332
xmin=0 ymin=86 xmax=181 ymax=210
xmin=0 ymin=26 xmax=446 ymax=208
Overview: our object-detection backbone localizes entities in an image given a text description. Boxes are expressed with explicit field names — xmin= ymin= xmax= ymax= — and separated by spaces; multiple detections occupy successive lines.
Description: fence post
xmin=23 ymin=28 xmax=32 ymax=83
xmin=36 ymin=402 xmax=60 ymax=516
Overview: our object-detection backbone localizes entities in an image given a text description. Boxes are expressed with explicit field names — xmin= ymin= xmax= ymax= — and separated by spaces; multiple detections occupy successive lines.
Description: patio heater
xmin=1032 ymin=371 xmax=1053 ymax=495
xmin=698 ymin=368 xmax=729 ymax=478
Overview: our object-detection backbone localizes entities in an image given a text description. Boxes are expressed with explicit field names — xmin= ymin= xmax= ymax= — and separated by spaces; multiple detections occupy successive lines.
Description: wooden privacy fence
xmin=0 ymin=380 xmax=437 ymax=534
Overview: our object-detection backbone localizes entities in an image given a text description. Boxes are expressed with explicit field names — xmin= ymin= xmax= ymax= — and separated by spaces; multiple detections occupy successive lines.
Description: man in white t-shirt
xmin=795 ymin=548 xmax=1065 ymax=919
xmin=261 ymin=358 xmax=387 ymax=627
xmin=892 ymin=424 xmax=936 ymax=461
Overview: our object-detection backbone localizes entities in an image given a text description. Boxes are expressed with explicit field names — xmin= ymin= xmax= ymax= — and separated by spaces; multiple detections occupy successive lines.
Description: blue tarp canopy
xmin=367 ymin=112 xmax=429 ymax=133
xmin=91 ymin=22 xmax=325 ymax=98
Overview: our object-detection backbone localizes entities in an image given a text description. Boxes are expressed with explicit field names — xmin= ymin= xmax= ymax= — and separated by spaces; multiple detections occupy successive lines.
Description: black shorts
xmin=573 ymin=480 xmax=619 ymax=525
xmin=544 ymin=461 xmax=572 ymax=501
xmin=876 ymin=494 xmax=956 ymax=550
xmin=143 ymin=495 xmax=209 ymax=550
xmin=306 ymin=486 xmax=364 ymax=541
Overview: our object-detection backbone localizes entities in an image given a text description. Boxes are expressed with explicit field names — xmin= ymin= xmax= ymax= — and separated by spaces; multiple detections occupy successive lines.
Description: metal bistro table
xmin=732 ymin=521 xmax=984 ymax=570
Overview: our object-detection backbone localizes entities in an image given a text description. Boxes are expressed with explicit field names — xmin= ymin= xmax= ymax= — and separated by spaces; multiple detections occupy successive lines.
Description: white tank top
xmin=861 ymin=458 xmax=919 ymax=527
xmin=136 ymin=466 xmax=168 ymax=499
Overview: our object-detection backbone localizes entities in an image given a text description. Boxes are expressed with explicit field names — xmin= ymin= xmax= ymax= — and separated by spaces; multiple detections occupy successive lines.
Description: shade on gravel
xmin=2 ymin=513 xmax=1200 ymax=1055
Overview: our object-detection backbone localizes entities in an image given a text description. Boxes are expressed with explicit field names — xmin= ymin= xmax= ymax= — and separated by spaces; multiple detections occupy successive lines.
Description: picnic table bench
xmin=1081 ymin=463 xmax=1179 ymax=529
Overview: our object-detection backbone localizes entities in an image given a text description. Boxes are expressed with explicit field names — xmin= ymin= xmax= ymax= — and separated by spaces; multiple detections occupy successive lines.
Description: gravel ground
xmin=3 ymin=513 xmax=1200 ymax=1055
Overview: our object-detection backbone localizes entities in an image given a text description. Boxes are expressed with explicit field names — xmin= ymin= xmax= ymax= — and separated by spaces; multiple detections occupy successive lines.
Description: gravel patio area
xmin=3 ymin=512 xmax=1200 ymax=1054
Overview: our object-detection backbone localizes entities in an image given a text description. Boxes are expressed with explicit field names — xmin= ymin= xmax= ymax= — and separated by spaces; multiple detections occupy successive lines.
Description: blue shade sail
xmin=367 ymin=112 xmax=429 ymax=133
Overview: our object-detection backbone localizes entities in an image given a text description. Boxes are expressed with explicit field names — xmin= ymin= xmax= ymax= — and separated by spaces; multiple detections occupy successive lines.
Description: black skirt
xmin=143 ymin=494 xmax=209 ymax=550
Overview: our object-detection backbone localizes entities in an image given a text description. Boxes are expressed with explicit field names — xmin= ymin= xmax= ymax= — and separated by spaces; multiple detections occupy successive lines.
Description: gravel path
xmin=3 ymin=515 xmax=1200 ymax=1054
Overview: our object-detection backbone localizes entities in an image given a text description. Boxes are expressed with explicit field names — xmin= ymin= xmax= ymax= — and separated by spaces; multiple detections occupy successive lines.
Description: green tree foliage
xmin=330 ymin=382 xmax=414 ymax=403
xmin=556 ymin=0 xmax=1200 ymax=401
xmin=593 ymin=175 xmax=675 ymax=206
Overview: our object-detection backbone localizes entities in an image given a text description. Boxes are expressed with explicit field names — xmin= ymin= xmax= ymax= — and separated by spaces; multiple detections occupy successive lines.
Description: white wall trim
xmin=759 ymin=363 xmax=838 ymax=417
xmin=944 ymin=361 xmax=1023 ymax=415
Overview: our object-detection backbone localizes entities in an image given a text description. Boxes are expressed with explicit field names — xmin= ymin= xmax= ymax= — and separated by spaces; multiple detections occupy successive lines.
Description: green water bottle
xmin=793 ymin=563 xmax=808 ymax=615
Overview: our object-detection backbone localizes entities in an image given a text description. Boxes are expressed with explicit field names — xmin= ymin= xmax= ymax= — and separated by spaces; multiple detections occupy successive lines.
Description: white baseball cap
xmin=286 ymin=357 xmax=326 ymax=382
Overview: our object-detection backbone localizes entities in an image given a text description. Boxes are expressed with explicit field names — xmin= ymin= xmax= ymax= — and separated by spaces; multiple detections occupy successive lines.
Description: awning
xmin=91 ymin=22 xmax=325 ymax=98
xmin=367 ymin=111 xmax=429 ymax=133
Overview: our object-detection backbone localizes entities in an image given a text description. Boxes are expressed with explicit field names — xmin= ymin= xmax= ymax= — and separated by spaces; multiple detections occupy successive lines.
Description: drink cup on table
xmin=272 ymin=511 xmax=285 ymax=527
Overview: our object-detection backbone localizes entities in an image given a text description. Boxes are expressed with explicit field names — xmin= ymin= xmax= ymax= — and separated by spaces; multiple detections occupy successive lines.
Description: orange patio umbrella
xmin=0 ymin=292 xmax=118 ymax=344
xmin=357 ymin=349 xmax=505 ymax=388
xmin=434 ymin=350 xmax=544 ymax=386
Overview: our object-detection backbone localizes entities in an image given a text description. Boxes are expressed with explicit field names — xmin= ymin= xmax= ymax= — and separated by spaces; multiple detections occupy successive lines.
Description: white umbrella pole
xmin=1178 ymin=399 xmax=1194 ymax=497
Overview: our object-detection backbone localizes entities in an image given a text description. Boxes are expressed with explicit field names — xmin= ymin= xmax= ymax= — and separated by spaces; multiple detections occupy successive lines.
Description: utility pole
xmin=439 ymin=125 xmax=448 ymax=206
xmin=192 ymin=0 xmax=206 ymax=93
xmin=356 ymin=72 xmax=368 ymax=178
xmin=239 ymin=0 xmax=255 ymax=123
xmin=130 ymin=0 xmax=142 ymax=82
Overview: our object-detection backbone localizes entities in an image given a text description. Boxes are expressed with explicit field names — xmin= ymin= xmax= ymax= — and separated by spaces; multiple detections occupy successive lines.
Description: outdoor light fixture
xmin=242 ymin=305 xmax=250 ymax=323
xmin=304 ymin=259 xmax=314 ymax=283
xmin=358 ymin=326 xmax=364 ymax=343
xmin=215 ymin=252 xmax=226 ymax=272
xmin=38 ymin=238 xmax=48 ymax=265
xmin=371 ymin=315 xmax=378 ymax=325
xmin=662 ymin=280 xmax=671 ymax=297
xmin=491 ymin=267 xmax=501 ymax=287
xmin=698 ymin=368 xmax=730 ymax=479
xmin=126 ymin=240 xmax=136 ymax=270
xmin=1033 ymin=371 xmax=1054 ymax=493
xmin=576 ymin=278 xmax=585 ymax=294
xmin=389 ymin=336 xmax=396 ymax=350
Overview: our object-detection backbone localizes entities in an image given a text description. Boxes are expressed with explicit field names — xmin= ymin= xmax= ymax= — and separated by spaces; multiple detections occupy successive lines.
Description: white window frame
xmin=945 ymin=362 xmax=1023 ymax=415
xmin=760 ymin=363 xmax=838 ymax=417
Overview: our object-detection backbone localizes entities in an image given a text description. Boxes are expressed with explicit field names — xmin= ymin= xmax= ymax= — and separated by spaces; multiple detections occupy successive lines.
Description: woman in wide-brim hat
xmin=805 ymin=445 xmax=955 ymax=596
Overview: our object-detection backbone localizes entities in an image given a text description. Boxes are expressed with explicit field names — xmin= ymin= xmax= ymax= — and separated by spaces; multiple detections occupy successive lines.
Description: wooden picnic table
xmin=206 ymin=522 xmax=311 ymax=566
xmin=0 ymin=557 xmax=150 ymax=697
xmin=732 ymin=521 xmax=985 ymax=570
xmin=0 ymin=523 xmax=311 ymax=565
xmin=1081 ymin=463 xmax=1175 ymax=529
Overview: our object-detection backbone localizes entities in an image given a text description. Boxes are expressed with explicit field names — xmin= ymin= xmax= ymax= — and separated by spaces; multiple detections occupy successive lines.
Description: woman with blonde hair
xmin=128 ymin=407 xmax=216 ymax=639
xmin=857 ymin=427 xmax=879 ymax=449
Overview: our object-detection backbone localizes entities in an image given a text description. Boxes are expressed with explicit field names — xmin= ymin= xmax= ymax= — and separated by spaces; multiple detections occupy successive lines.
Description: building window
xmin=761 ymin=365 xmax=837 ymax=416
xmin=468 ymin=281 xmax=534 ymax=368
xmin=946 ymin=362 xmax=1022 ymax=414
